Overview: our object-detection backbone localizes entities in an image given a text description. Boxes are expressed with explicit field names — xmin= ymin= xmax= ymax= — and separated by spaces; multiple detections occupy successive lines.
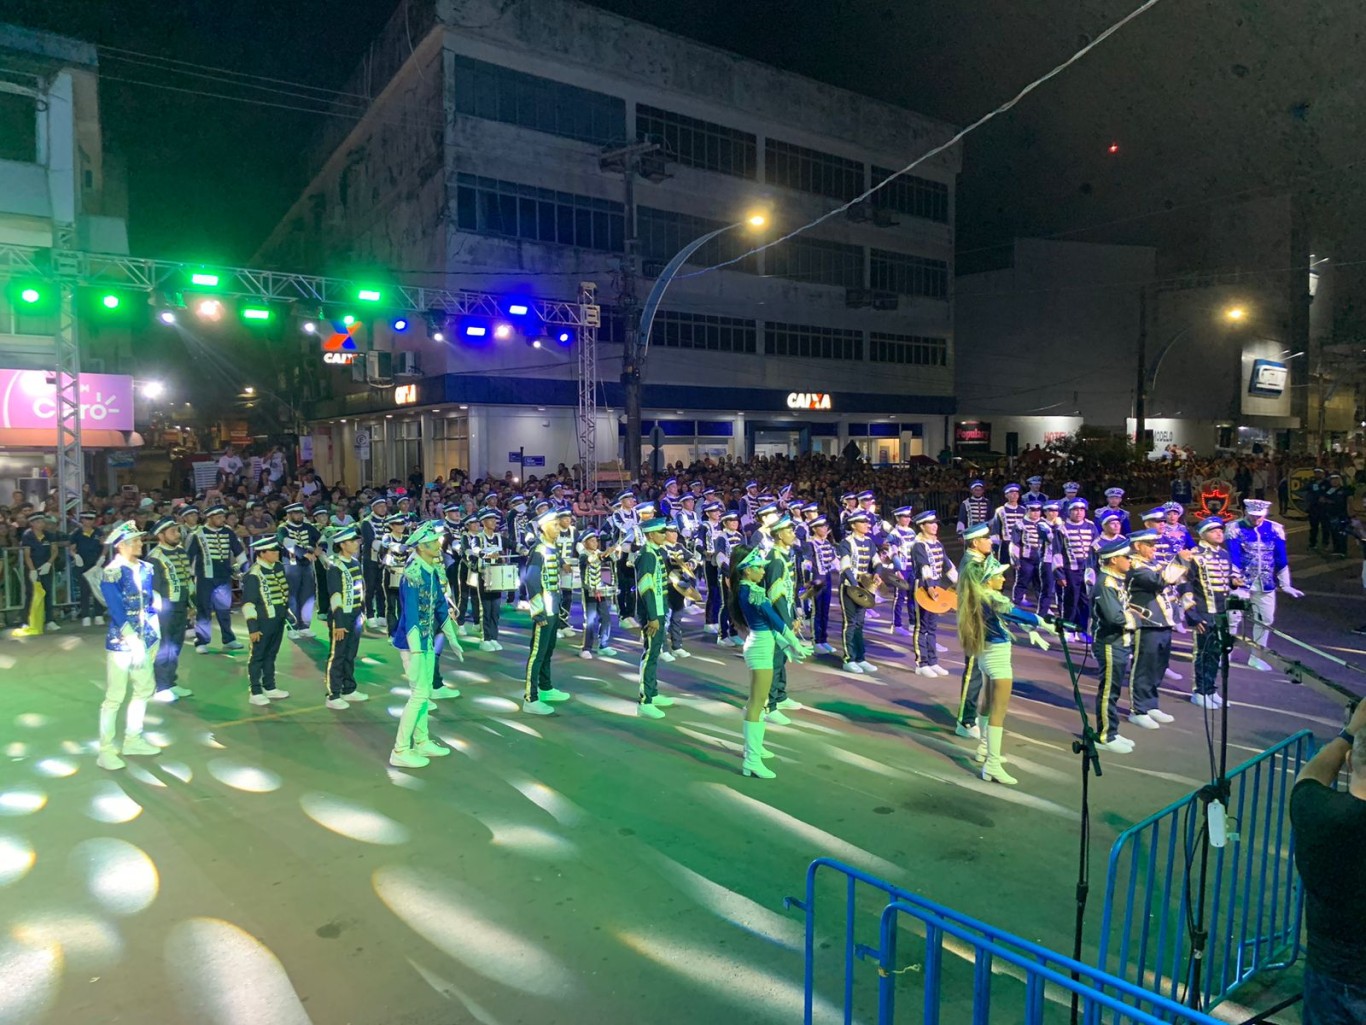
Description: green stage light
xmin=101 ymin=293 xmax=121 ymax=310
xmin=20 ymin=287 xmax=41 ymax=304
xmin=357 ymin=288 xmax=382 ymax=303
xmin=342 ymin=314 xmax=355 ymax=326
xmin=242 ymin=306 xmax=272 ymax=322
xmin=191 ymin=272 xmax=220 ymax=287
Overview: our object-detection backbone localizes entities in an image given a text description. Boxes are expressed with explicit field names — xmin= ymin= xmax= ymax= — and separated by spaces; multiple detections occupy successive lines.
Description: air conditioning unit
xmin=871 ymin=292 xmax=900 ymax=311
xmin=870 ymin=207 xmax=901 ymax=228
xmin=394 ymin=352 xmax=421 ymax=377
xmin=845 ymin=201 xmax=872 ymax=223
xmin=364 ymin=351 xmax=392 ymax=386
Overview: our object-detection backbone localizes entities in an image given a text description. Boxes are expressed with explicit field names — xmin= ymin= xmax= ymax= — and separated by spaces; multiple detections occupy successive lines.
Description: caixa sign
xmin=323 ymin=351 xmax=356 ymax=366
xmin=786 ymin=392 xmax=832 ymax=411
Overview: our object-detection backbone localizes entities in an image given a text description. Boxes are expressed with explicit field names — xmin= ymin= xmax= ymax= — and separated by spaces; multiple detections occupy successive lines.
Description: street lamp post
xmin=623 ymin=214 xmax=766 ymax=476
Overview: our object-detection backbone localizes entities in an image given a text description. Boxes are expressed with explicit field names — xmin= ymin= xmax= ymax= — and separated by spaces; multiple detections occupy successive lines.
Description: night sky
xmin=5 ymin=0 xmax=1365 ymax=319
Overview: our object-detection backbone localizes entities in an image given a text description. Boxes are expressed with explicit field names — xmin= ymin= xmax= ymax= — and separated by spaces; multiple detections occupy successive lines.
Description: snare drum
xmin=481 ymin=563 xmax=520 ymax=592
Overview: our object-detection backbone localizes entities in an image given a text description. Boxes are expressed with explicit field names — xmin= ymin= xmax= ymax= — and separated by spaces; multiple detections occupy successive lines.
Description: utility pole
xmin=600 ymin=141 xmax=671 ymax=479
xmin=1134 ymin=286 xmax=1147 ymax=451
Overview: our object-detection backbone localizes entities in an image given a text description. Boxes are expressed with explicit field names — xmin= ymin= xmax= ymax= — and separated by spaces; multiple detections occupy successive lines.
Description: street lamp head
xmin=746 ymin=213 xmax=767 ymax=228
xmin=1224 ymin=305 xmax=1247 ymax=322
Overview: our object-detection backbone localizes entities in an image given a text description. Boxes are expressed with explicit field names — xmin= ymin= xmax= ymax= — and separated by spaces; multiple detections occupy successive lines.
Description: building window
xmin=869 ymin=332 xmax=949 ymax=367
xmin=765 ymin=139 xmax=864 ymax=201
xmin=432 ymin=415 xmax=470 ymax=478
xmin=0 ymin=92 xmax=37 ymax=163
xmin=452 ymin=55 xmax=626 ymax=146
xmin=765 ymin=322 xmax=864 ymax=361
xmin=638 ymin=207 xmax=757 ymax=274
xmin=636 ymin=104 xmax=757 ymax=179
xmin=870 ymin=249 xmax=949 ymax=298
xmin=766 ymin=236 xmax=865 ymax=289
xmin=0 ymin=293 xmax=56 ymax=336
xmin=653 ymin=311 xmax=757 ymax=354
xmin=871 ymin=166 xmax=949 ymax=223
xmin=455 ymin=174 xmax=625 ymax=252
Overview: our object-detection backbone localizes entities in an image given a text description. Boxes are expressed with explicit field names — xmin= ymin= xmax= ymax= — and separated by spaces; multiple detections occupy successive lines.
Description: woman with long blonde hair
xmin=957 ymin=523 xmax=1056 ymax=785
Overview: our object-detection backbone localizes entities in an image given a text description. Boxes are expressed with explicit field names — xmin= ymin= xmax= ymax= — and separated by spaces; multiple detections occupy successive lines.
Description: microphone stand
xmin=1052 ymin=613 xmax=1103 ymax=1025
xmin=1185 ymin=609 xmax=1233 ymax=1011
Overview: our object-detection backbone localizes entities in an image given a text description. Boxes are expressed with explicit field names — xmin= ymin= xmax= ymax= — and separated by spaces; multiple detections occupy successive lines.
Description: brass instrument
xmin=667 ymin=546 xmax=703 ymax=603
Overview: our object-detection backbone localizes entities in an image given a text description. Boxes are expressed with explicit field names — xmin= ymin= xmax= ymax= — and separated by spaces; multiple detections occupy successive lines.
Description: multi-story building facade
xmin=254 ymin=0 xmax=960 ymax=485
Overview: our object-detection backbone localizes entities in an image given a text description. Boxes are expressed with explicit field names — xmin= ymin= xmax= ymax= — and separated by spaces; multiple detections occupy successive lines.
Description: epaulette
xmin=101 ymin=562 xmax=122 ymax=583
xmin=403 ymin=560 xmax=425 ymax=586
xmin=1270 ymin=521 xmax=1286 ymax=540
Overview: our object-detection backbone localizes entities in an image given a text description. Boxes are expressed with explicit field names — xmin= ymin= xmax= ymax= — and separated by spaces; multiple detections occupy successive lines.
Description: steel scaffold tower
xmin=575 ymin=281 xmax=600 ymax=491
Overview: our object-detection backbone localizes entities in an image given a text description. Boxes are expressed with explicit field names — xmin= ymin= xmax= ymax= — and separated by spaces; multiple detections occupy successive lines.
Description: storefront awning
xmin=0 ymin=428 xmax=144 ymax=449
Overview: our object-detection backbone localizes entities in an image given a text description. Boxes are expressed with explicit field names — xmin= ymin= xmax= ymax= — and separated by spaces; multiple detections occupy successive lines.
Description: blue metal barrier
xmin=1096 ymin=730 xmax=1311 ymax=1020
xmin=785 ymin=857 xmax=1225 ymax=1025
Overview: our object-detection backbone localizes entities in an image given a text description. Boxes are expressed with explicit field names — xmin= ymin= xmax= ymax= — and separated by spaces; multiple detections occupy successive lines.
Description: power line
xmin=681 ymin=0 xmax=1168 ymax=279
xmin=99 ymin=50 xmax=376 ymax=109
xmin=97 ymin=44 xmax=373 ymax=101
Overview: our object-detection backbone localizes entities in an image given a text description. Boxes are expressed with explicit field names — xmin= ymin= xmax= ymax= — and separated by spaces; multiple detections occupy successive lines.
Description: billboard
xmin=954 ymin=420 xmax=992 ymax=450
xmin=1247 ymin=358 xmax=1287 ymax=397
xmin=0 ymin=369 xmax=135 ymax=431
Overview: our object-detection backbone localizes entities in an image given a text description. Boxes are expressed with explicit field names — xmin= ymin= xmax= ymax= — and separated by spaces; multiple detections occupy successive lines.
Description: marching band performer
xmin=474 ymin=508 xmax=507 ymax=651
xmin=991 ymin=484 xmax=1025 ymax=572
xmin=578 ymin=530 xmax=619 ymax=659
xmin=715 ymin=510 xmax=745 ymax=648
xmin=956 ymin=524 xmax=1055 ymax=785
xmin=323 ymin=526 xmax=367 ymax=709
xmin=838 ymin=492 xmax=860 ymax=533
xmin=1095 ymin=489 xmax=1131 ymax=535
xmin=1061 ymin=481 xmax=1082 ymax=504
xmin=731 ymin=546 xmax=811 ymax=780
xmin=1125 ymin=528 xmax=1185 ymax=730
xmin=658 ymin=477 xmax=682 ymax=519
xmin=661 ymin=520 xmax=698 ymax=661
xmin=97 ymin=521 xmax=163 ymax=771
xmin=1057 ymin=499 xmax=1099 ymax=641
xmin=762 ymin=514 xmax=804 ymax=724
xmin=377 ymin=514 xmax=409 ymax=640
xmin=911 ymin=510 xmax=955 ymax=676
xmin=1092 ymin=537 xmax=1138 ymax=753
xmin=277 ymin=502 xmax=321 ymax=640
xmin=390 ymin=521 xmax=465 ymax=765
xmin=1225 ymin=498 xmax=1302 ymax=671
xmin=1009 ymin=499 xmax=1051 ymax=608
xmin=838 ymin=511 xmax=879 ymax=674
xmin=803 ymin=515 xmax=838 ymax=655
xmin=700 ymin=500 xmax=727 ymax=634
xmin=189 ymin=504 xmax=246 ymax=652
xmin=1184 ymin=517 xmax=1241 ymax=708
xmin=740 ymin=480 xmax=764 ymax=530
xmin=522 ymin=509 xmax=573 ymax=715
xmin=634 ymin=517 xmax=675 ymax=719
xmin=888 ymin=506 xmax=918 ymax=634
xmin=242 ymin=535 xmax=294 ymax=707
xmin=555 ymin=508 xmax=577 ymax=638
xmin=454 ymin=515 xmax=482 ymax=635
xmin=1024 ymin=476 xmax=1047 ymax=504
xmin=441 ymin=503 xmax=466 ymax=619
xmin=676 ymin=491 xmax=701 ymax=549
xmin=147 ymin=516 xmax=194 ymax=702
xmin=957 ymin=479 xmax=991 ymax=536
xmin=71 ymin=510 xmax=105 ymax=626
xmin=360 ymin=496 xmax=389 ymax=628
xmin=610 ymin=491 xmax=641 ymax=629
xmin=311 ymin=507 xmax=332 ymax=610
xmin=1039 ymin=500 xmax=1065 ymax=616
xmin=506 ymin=495 xmax=532 ymax=608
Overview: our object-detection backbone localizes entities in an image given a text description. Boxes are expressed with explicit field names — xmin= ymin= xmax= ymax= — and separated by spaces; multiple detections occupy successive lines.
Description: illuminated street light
xmin=1224 ymin=306 xmax=1247 ymax=322
xmin=141 ymin=381 xmax=165 ymax=400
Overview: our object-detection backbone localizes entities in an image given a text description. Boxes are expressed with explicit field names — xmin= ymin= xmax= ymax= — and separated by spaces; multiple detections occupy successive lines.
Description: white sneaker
xmin=916 ymin=666 xmax=937 ymax=677
xmin=866 ymin=610 xmax=880 ymax=620
xmin=267 ymin=689 xmax=289 ymax=699
xmin=326 ymin=698 xmax=349 ymax=710
xmin=675 ymin=648 xmax=691 ymax=659
xmin=1128 ymin=713 xmax=1160 ymax=730
xmin=1210 ymin=692 xmax=1224 ymax=708
xmin=45 ymin=621 xmax=59 ymax=632
xmin=776 ymin=698 xmax=802 ymax=711
xmin=345 ymin=691 xmax=370 ymax=702
xmin=389 ymin=749 xmax=430 ymax=768
xmin=95 ymin=615 xmax=105 ymax=625
xmin=1191 ymin=693 xmax=1221 ymax=708
xmin=249 ymin=693 xmax=270 ymax=706
xmin=637 ymin=703 xmax=666 ymax=719
xmin=1148 ymin=708 xmax=1175 ymax=724
xmin=857 ymin=661 xmax=878 ymax=673
xmin=1164 ymin=667 xmax=1182 ymax=681
xmin=153 ymin=689 xmax=179 ymax=703
xmin=81 ymin=616 xmax=92 ymax=627
xmin=842 ymin=661 xmax=865 ymax=674
xmin=429 ymin=687 xmax=460 ymax=700
xmin=366 ymin=618 xmax=380 ymax=629
xmin=97 ymin=748 xmax=125 ymax=771
xmin=121 ymin=735 xmax=161 ymax=757
xmin=1098 ymin=736 xmax=1134 ymax=753
xmin=415 ymin=740 xmax=451 ymax=757
xmin=195 ymin=644 xmax=210 ymax=654
xmin=286 ymin=628 xmax=300 ymax=640
xmin=522 ymin=699 xmax=555 ymax=715
xmin=935 ymin=643 xmax=948 ymax=653
xmin=703 ymin=624 xmax=719 ymax=634
xmin=479 ymin=640 xmax=498 ymax=652
xmin=170 ymin=685 xmax=193 ymax=698
xmin=763 ymin=709 xmax=792 ymax=726
xmin=540 ymin=688 xmax=572 ymax=703
xmin=652 ymin=695 xmax=676 ymax=708
xmin=815 ymin=643 xmax=836 ymax=655
xmin=621 ymin=617 xmax=639 ymax=629
xmin=931 ymin=665 xmax=950 ymax=677
xmin=579 ymin=649 xmax=594 ymax=659
xmin=224 ymin=640 xmax=245 ymax=651
xmin=660 ymin=651 xmax=676 ymax=663
xmin=598 ymin=646 xmax=619 ymax=657
xmin=1247 ymin=656 xmax=1273 ymax=673
xmin=955 ymin=721 xmax=981 ymax=740
xmin=491 ymin=641 xmax=504 ymax=652
xmin=557 ymin=629 xmax=572 ymax=639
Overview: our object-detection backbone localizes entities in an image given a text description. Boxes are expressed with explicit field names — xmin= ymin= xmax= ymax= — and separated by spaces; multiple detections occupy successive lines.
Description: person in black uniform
xmin=146 ymin=516 xmax=194 ymax=702
xmin=1184 ymin=517 xmax=1239 ymax=708
xmin=838 ymin=511 xmax=879 ymax=674
xmin=1306 ymin=468 xmax=1329 ymax=550
xmin=324 ymin=525 xmax=367 ymax=710
xmin=360 ymin=497 xmax=389 ymax=628
xmin=1324 ymin=472 xmax=1353 ymax=557
xmin=762 ymin=514 xmax=802 ymax=723
xmin=957 ymin=479 xmax=991 ymax=537
xmin=1125 ymin=528 xmax=1186 ymax=731
xmin=70 ymin=511 xmax=106 ymax=626
xmin=189 ymin=504 xmax=246 ymax=652
xmin=1092 ymin=536 xmax=1137 ymax=753
xmin=277 ymin=503 xmax=321 ymax=640
xmin=578 ymin=530 xmax=618 ymax=659
xmin=242 ymin=535 xmax=294 ymax=707
xmin=522 ymin=510 xmax=572 ymax=714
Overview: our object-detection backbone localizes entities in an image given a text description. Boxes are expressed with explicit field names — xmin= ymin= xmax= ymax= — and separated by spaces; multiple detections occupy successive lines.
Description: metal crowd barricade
xmin=1 ymin=547 xmax=24 ymax=617
xmin=784 ymin=857 xmax=1224 ymax=1025
xmin=1096 ymin=730 xmax=1311 ymax=1021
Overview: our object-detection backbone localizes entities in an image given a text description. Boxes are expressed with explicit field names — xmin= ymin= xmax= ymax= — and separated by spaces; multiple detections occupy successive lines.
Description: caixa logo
xmin=32 ymin=390 xmax=123 ymax=423
xmin=786 ymin=392 xmax=832 ymax=411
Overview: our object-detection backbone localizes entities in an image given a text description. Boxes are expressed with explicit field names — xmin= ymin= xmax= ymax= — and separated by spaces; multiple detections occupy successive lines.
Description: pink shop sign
xmin=0 ymin=369 xmax=135 ymax=431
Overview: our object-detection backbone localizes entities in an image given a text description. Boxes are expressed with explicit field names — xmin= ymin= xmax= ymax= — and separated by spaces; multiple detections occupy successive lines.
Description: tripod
xmin=1184 ymin=609 xmax=1234 ymax=1011
xmin=1053 ymin=615 xmax=1104 ymax=1025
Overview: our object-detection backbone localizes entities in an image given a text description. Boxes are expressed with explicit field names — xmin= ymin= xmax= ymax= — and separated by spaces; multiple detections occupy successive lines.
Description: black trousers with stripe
xmin=1095 ymin=639 xmax=1131 ymax=741
xmin=326 ymin=614 xmax=362 ymax=699
xmin=524 ymin=616 xmax=558 ymax=702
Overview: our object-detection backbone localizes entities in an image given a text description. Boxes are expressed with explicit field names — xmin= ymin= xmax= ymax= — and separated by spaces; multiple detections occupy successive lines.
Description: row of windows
xmin=637 ymin=104 xmax=757 ymax=179
xmin=870 ymin=249 xmax=949 ymax=298
xmin=454 ymin=173 xmax=626 ymax=252
xmin=765 ymin=138 xmax=864 ymax=201
xmin=871 ymin=166 xmax=950 ymax=223
xmin=766 ymin=235 xmax=865 ymax=289
xmin=637 ymin=207 xmax=758 ymax=274
xmin=652 ymin=311 xmax=758 ymax=354
xmin=765 ymin=321 xmax=864 ymax=361
xmin=451 ymin=55 xmax=626 ymax=146
xmin=868 ymin=332 xmax=949 ymax=367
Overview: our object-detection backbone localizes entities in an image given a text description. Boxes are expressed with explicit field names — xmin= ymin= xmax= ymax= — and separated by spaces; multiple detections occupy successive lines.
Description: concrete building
xmin=0 ymin=23 xmax=135 ymax=497
xmin=253 ymin=0 xmax=961 ymax=486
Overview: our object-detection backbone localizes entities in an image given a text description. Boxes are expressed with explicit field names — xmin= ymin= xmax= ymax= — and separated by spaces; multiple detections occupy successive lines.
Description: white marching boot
xmin=981 ymin=725 xmax=1018 ymax=785
xmin=741 ymin=720 xmax=776 ymax=779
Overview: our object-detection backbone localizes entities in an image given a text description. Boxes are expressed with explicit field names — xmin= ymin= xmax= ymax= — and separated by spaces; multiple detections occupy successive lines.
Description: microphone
xmin=1049 ymin=614 xmax=1081 ymax=633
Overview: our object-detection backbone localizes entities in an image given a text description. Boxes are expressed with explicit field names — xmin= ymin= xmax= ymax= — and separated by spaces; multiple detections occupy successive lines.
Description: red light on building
xmin=1107 ymin=142 xmax=1120 ymax=154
